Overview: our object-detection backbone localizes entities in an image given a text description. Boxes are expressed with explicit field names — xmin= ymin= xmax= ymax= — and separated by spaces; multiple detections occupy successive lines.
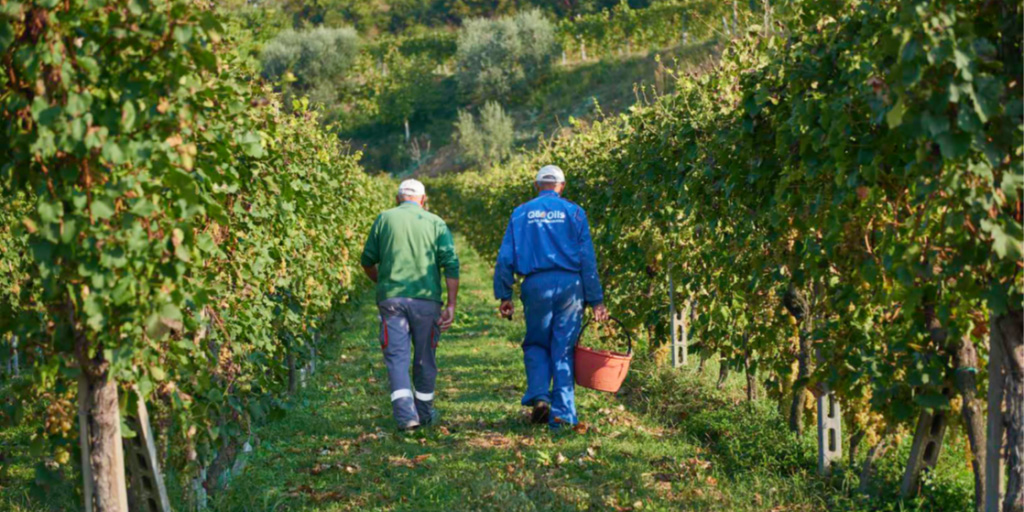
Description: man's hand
xmin=361 ymin=265 xmax=378 ymax=284
xmin=592 ymin=304 xmax=610 ymax=323
xmin=439 ymin=304 xmax=456 ymax=332
xmin=499 ymin=299 xmax=514 ymax=320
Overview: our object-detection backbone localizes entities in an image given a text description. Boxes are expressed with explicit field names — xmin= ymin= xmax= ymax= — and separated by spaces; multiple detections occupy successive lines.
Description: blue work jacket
xmin=493 ymin=190 xmax=604 ymax=306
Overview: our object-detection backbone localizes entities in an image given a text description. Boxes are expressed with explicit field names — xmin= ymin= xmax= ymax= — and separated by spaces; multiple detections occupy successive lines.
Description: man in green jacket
xmin=361 ymin=179 xmax=460 ymax=431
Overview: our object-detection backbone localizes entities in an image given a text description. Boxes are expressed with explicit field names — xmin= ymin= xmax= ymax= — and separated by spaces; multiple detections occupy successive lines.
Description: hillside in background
xmin=360 ymin=39 xmax=722 ymax=177
xmin=223 ymin=0 xmax=740 ymax=175
xmin=268 ymin=0 xmax=663 ymax=34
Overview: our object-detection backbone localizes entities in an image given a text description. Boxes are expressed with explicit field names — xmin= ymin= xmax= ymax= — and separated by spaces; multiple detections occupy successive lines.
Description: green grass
xmin=0 ymin=425 xmax=79 ymax=511
xmin=214 ymin=238 xmax=838 ymax=511
xmin=1 ymin=235 xmax=975 ymax=511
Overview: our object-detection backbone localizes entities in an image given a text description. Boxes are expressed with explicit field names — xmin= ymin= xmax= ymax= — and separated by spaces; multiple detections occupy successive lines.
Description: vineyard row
xmin=431 ymin=1 xmax=1023 ymax=510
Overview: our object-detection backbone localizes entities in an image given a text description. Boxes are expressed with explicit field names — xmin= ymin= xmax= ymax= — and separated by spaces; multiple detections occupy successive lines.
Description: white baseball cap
xmin=536 ymin=165 xmax=565 ymax=183
xmin=397 ymin=179 xmax=426 ymax=197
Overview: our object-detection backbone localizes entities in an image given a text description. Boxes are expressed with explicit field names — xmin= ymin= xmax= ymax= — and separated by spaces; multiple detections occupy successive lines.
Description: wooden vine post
xmin=986 ymin=309 xmax=1024 ymax=512
xmin=987 ymin=321 xmax=1007 ymax=511
xmin=784 ymin=285 xmax=812 ymax=437
xmin=77 ymin=370 xmax=129 ymax=512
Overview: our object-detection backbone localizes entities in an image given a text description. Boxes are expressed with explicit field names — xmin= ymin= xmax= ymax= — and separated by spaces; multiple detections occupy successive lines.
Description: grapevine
xmin=433 ymin=0 xmax=1022 ymax=505
xmin=0 ymin=0 xmax=391 ymax=503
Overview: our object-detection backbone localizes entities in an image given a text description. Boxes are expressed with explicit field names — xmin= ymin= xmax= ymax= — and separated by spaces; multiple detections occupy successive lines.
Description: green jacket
xmin=360 ymin=202 xmax=460 ymax=304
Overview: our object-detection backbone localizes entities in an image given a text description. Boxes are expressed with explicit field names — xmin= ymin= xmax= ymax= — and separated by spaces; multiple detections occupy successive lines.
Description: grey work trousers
xmin=377 ymin=297 xmax=441 ymax=426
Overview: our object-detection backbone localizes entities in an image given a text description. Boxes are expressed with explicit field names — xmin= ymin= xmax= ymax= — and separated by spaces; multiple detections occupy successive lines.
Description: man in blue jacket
xmin=494 ymin=165 xmax=608 ymax=428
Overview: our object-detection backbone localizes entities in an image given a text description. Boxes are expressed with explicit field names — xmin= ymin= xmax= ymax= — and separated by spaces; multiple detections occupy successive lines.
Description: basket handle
xmin=577 ymin=315 xmax=633 ymax=355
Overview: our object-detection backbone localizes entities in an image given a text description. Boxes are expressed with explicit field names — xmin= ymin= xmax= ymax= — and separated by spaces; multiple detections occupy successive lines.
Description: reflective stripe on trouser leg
xmin=391 ymin=389 xmax=413 ymax=401
xmin=409 ymin=300 xmax=442 ymax=421
xmin=379 ymin=300 xmax=419 ymax=426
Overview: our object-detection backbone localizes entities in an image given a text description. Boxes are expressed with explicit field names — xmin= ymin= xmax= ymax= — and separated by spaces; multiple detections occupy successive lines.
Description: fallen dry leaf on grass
xmin=465 ymin=432 xmax=515 ymax=449
xmin=650 ymin=456 xmax=675 ymax=468
xmin=389 ymin=454 xmax=431 ymax=468
xmin=390 ymin=456 xmax=415 ymax=468
xmin=310 ymin=462 xmax=360 ymax=475
xmin=287 ymin=484 xmax=347 ymax=503
xmin=357 ymin=431 xmax=382 ymax=444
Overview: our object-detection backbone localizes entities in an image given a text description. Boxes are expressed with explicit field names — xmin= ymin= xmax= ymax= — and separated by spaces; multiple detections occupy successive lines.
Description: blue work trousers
xmin=520 ymin=270 xmax=584 ymax=426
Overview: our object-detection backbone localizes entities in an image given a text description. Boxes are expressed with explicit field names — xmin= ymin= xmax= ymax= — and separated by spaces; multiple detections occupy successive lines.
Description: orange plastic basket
xmin=574 ymin=316 xmax=633 ymax=393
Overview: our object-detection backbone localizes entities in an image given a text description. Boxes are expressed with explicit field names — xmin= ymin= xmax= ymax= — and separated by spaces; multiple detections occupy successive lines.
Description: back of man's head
xmin=535 ymin=165 xmax=565 ymax=185
xmin=535 ymin=165 xmax=566 ymax=192
xmin=397 ymin=179 xmax=426 ymax=201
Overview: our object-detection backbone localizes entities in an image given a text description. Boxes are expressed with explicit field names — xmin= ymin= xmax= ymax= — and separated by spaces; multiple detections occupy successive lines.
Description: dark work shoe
xmin=421 ymin=409 xmax=441 ymax=427
xmin=398 ymin=420 xmax=421 ymax=432
xmin=530 ymin=401 xmax=551 ymax=425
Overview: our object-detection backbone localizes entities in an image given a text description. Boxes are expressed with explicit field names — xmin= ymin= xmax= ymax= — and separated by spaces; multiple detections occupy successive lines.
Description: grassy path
xmin=0 ymin=239 xmax=976 ymax=512
xmin=217 ymin=239 xmax=830 ymax=512
xmin=0 ymin=235 xmax=975 ymax=512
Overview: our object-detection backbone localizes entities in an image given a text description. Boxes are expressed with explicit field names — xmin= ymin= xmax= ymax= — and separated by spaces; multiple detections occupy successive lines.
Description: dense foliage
xmin=272 ymin=0 xmax=661 ymax=34
xmin=558 ymin=0 xmax=725 ymax=60
xmin=260 ymin=26 xmax=361 ymax=106
xmin=455 ymin=101 xmax=515 ymax=169
xmin=433 ymin=0 xmax=1021 ymax=502
xmin=454 ymin=9 xmax=559 ymax=102
xmin=0 ymin=0 xmax=390 ymax=499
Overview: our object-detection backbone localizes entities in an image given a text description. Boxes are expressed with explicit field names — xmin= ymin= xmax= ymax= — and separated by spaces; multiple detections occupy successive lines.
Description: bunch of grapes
xmin=43 ymin=395 xmax=76 ymax=466
xmin=848 ymin=392 xmax=887 ymax=448
xmin=44 ymin=396 xmax=74 ymax=438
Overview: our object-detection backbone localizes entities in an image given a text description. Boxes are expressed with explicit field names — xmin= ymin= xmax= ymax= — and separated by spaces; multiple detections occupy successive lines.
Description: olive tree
xmin=455 ymin=102 xmax=515 ymax=168
xmin=260 ymin=26 xmax=361 ymax=104
xmin=455 ymin=10 xmax=559 ymax=103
